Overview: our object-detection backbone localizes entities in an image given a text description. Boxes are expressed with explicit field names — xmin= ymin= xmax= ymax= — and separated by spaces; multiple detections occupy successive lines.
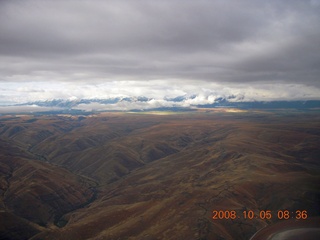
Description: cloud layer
xmin=0 ymin=0 xmax=319 ymax=104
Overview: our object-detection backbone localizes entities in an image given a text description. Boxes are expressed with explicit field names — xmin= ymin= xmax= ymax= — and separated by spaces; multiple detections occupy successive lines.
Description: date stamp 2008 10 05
xmin=212 ymin=210 xmax=308 ymax=220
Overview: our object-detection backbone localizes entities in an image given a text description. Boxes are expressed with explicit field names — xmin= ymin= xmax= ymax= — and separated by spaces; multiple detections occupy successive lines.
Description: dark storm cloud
xmin=0 ymin=0 xmax=319 ymax=87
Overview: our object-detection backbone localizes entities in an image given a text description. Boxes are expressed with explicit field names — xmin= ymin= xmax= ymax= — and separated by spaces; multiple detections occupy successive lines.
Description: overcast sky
xmin=0 ymin=0 xmax=319 ymax=106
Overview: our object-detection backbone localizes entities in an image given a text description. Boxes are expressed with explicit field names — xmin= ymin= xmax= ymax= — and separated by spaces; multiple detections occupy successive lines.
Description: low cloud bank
xmin=1 ymin=80 xmax=319 ymax=107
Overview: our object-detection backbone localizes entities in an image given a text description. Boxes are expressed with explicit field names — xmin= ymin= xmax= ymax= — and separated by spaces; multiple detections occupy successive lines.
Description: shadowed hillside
xmin=0 ymin=111 xmax=319 ymax=239
xmin=0 ymin=137 xmax=96 ymax=239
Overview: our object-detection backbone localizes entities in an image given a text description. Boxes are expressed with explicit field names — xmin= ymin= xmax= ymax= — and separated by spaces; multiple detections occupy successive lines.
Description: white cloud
xmin=74 ymin=99 xmax=177 ymax=111
xmin=1 ymin=80 xmax=319 ymax=107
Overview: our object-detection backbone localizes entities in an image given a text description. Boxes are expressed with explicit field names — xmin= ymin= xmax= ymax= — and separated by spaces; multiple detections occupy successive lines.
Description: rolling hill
xmin=0 ymin=110 xmax=319 ymax=239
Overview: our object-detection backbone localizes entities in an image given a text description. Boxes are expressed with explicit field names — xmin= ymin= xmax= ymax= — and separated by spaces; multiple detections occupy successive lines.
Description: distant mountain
xmin=13 ymin=95 xmax=320 ymax=112
xmin=16 ymin=96 xmax=154 ymax=108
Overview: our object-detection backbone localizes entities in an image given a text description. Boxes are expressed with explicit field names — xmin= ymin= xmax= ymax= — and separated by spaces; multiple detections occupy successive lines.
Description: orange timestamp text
xmin=212 ymin=210 xmax=308 ymax=220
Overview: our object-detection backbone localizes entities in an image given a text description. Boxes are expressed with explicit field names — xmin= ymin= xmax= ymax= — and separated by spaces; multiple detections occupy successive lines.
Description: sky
xmin=0 ymin=0 xmax=319 ymax=110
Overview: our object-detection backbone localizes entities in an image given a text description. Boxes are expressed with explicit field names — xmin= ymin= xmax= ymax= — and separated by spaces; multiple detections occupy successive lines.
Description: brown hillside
xmin=0 ymin=111 xmax=319 ymax=239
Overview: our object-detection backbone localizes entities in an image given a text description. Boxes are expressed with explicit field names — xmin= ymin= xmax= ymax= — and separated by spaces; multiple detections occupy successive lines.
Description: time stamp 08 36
xmin=212 ymin=210 xmax=308 ymax=220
